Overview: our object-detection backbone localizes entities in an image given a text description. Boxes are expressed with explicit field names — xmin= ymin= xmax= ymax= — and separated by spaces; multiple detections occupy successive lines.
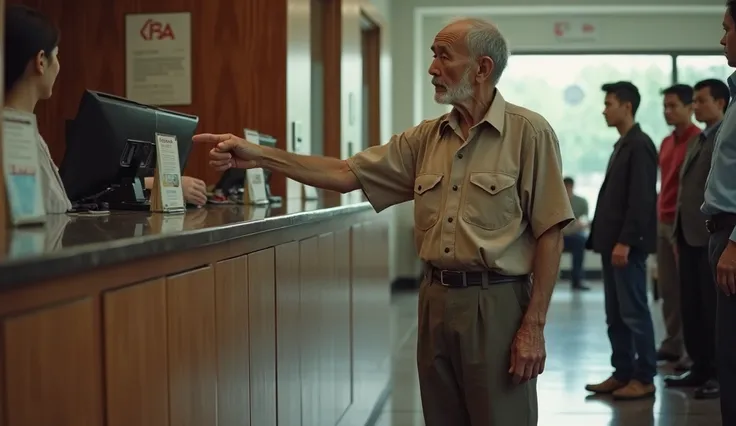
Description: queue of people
xmin=579 ymin=5 xmax=736 ymax=424
xmin=579 ymin=78 xmax=729 ymax=402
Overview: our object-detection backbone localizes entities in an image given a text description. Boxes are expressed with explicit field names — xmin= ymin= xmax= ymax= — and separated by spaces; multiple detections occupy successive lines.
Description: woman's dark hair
xmin=4 ymin=4 xmax=60 ymax=93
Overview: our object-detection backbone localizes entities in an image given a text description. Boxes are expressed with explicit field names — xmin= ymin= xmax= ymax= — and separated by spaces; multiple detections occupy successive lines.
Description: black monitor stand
xmin=262 ymin=169 xmax=282 ymax=204
xmin=100 ymin=177 xmax=150 ymax=211
xmin=85 ymin=139 xmax=155 ymax=211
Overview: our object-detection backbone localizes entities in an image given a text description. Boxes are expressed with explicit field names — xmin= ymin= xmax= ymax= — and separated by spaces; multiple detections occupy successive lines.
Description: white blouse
xmin=36 ymin=133 xmax=73 ymax=213
xmin=4 ymin=107 xmax=73 ymax=213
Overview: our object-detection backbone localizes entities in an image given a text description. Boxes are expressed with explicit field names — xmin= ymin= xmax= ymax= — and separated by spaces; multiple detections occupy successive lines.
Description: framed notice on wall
xmin=125 ymin=12 xmax=192 ymax=106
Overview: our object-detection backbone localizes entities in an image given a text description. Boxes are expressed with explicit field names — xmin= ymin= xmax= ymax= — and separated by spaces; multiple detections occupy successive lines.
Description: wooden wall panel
xmin=8 ymin=0 xmax=288 ymax=196
xmin=362 ymin=25 xmax=381 ymax=149
xmin=321 ymin=0 xmax=342 ymax=160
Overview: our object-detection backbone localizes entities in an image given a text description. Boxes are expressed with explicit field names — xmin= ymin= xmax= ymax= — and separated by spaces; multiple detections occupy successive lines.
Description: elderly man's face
xmin=429 ymin=24 xmax=474 ymax=104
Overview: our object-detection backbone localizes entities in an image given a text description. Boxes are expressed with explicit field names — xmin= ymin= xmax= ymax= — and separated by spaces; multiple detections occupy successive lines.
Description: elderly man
xmin=703 ymin=2 xmax=736 ymax=423
xmin=195 ymin=18 xmax=573 ymax=426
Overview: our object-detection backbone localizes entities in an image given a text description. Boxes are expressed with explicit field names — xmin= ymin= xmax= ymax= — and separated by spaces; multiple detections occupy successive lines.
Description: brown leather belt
xmin=429 ymin=268 xmax=528 ymax=288
xmin=705 ymin=213 xmax=736 ymax=234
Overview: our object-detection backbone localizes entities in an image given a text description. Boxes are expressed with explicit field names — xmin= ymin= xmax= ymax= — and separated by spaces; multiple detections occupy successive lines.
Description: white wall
xmin=389 ymin=0 xmax=729 ymax=279
xmin=419 ymin=8 xmax=724 ymax=121
xmin=287 ymin=0 xmax=312 ymax=211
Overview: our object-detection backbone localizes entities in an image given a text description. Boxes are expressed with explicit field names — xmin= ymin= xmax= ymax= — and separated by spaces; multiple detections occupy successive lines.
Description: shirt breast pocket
xmin=414 ymin=173 xmax=443 ymax=231
xmin=462 ymin=172 xmax=521 ymax=231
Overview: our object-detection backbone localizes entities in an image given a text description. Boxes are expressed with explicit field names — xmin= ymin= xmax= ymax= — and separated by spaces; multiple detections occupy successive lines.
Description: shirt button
xmin=490 ymin=185 xmax=496 ymax=191
xmin=444 ymin=247 xmax=450 ymax=253
xmin=448 ymin=217 xmax=453 ymax=223
xmin=452 ymin=185 xmax=458 ymax=191
xmin=457 ymin=153 xmax=463 ymax=159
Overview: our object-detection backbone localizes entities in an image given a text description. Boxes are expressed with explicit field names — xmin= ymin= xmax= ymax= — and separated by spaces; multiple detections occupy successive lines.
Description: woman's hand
xmin=181 ymin=176 xmax=207 ymax=206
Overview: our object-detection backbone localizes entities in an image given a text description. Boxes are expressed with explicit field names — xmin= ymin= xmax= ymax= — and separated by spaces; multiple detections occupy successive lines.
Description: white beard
xmin=434 ymin=66 xmax=473 ymax=105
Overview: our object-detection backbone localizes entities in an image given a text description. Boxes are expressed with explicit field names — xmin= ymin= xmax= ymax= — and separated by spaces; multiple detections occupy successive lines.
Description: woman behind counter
xmin=4 ymin=4 xmax=208 ymax=212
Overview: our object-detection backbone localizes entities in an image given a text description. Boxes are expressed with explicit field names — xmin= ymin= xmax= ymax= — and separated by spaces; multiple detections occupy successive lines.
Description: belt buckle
xmin=439 ymin=270 xmax=467 ymax=287
xmin=706 ymin=219 xmax=715 ymax=234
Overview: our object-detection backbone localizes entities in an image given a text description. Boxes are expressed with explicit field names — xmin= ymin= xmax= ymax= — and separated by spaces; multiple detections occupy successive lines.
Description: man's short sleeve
xmin=346 ymin=130 xmax=418 ymax=212
xmin=520 ymin=128 xmax=575 ymax=238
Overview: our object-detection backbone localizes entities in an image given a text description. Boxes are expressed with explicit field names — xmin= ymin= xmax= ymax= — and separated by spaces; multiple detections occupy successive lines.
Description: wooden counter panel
xmin=0 ymin=213 xmax=392 ymax=426
xmin=333 ymin=227 xmax=353 ymax=421
xmin=214 ymin=256 xmax=251 ymax=426
xmin=104 ymin=278 xmax=169 ymax=426
xmin=275 ymin=241 xmax=301 ymax=426
xmin=167 ymin=267 xmax=218 ymax=426
xmin=0 ymin=206 xmax=375 ymax=318
xmin=299 ymin=235 xmax=320 ymax=426
xmin=318 ymin=232 xmax=337 ymax=426
xmin=3 ymin=297 xmax=104 ymax=426
xmin=247 ymin=249 xmax=277 ymax=426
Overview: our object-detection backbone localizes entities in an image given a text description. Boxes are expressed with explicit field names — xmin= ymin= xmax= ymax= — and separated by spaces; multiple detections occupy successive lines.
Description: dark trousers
xmin=563 ymin=233 xmax=586 ymax=285
xmin=678 ymin=239 xmax=717 ymax=379
xmin=601 ymin=248 xmax=658 ymax=384
xmin=417 ymin=278 xmax=537 ymax=426
xmin=708 ymin=229 xmax=736 ymax=424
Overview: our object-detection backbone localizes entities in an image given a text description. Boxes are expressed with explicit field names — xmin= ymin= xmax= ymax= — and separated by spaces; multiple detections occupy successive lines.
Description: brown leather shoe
xmin=612 ymin=380 xmax=656 ymax=400
xmin=585 ymin=376 xmax=627 ymax=394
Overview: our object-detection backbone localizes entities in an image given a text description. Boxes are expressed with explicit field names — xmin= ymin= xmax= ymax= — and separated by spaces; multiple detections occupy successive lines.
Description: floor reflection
xmin=377 ymin=283 xmax=722 ymax=426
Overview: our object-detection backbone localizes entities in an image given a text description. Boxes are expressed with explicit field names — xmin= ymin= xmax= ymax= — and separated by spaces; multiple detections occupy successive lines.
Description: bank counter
xmin=0 ymin=197 xmax=392 ymax=426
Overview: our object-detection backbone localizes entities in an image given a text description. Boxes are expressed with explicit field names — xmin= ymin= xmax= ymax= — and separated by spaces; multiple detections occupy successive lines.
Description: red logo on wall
xmin=553 ymin=22 xmax=569 ymax=37
xmin=140 ymin=19 xmax=176 ymax=41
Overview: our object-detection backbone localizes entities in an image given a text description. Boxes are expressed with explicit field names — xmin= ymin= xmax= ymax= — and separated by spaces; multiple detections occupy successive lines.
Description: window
xmin=497 ymin=54 xmax=673 ymax=215
xmin=676 ymin=55 xmax=732 ymax=86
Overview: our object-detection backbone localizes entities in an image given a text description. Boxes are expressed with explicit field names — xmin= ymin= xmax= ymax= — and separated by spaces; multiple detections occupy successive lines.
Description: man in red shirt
xmin=657 ymin=84 xmax=701 ymax=365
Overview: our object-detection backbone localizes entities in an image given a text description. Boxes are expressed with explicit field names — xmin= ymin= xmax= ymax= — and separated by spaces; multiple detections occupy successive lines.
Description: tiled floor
xmin=376 ymin=282 xmax=722 ymax=426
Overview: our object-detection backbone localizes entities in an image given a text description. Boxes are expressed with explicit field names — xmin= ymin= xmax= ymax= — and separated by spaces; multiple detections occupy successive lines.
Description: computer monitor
xmin=153 ymin=107 xmax=198 ymax=172
xmin=59 ymin=90 xmax=199 ymax=210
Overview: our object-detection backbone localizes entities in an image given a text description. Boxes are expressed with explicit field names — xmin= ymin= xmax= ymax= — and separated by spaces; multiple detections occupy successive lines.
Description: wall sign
xmin=125 ymin=12 xmax=192 ymax=105
xmin=553 ymin=19 xmax=599 ymax=42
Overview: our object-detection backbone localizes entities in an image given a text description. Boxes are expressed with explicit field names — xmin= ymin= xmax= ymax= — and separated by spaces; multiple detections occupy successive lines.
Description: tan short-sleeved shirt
xmin=347 ymin=91 xmax=574 ymax=275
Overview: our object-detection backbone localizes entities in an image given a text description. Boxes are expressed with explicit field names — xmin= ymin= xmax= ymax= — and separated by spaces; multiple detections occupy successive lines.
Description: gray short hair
xmin=449 ymin=18 xmax=510 ymax=85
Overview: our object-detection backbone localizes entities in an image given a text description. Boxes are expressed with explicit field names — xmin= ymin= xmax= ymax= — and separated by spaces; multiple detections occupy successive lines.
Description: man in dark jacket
xmin=584 ymin=81 xmax=659 ymax=401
